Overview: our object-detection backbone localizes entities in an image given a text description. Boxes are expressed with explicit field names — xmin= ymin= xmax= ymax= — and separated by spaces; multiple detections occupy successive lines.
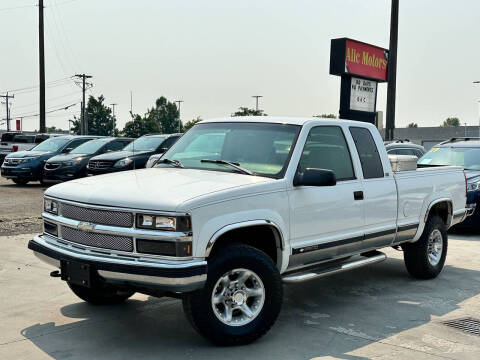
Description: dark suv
xmin=43 ymin=137 xmax=133 ymax=183
xmin=1 ymin=135 xmax=100 ymax=185
xmin=418 ymin=137 xmax=480 ymax=228
xmin=87 ymin=134 xmax=181 ymax=176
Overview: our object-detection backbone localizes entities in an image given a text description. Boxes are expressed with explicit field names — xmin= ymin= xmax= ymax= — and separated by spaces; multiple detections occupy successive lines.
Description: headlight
xmin=64 ymin=158 xmax=83 ymax=166
xmin=467 ymin=181 xmax=480 ymax=191
xmin=136 ymin=214 xmax=191 ymax=232
xmin=114 ymin=158 xmax=133 ymax=168
xmin=44 ymin=198 xmax=58 ymax=215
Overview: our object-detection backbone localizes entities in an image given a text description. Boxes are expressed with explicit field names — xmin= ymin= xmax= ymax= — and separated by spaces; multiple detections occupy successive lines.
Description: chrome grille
xmin=88 ymin=160 xmax=114 ymax=169
xmin=61 ymin=203 xmax=133 ymax=227
xmin=45 ymin=162 xmax=61 ymax=170
xmin=61 ymin=225 xmax=133 ymax=252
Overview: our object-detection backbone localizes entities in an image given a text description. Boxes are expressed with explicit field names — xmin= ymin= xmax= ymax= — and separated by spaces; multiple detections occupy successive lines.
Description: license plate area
xmin=61 ymin=260 xmax=92 ymax=288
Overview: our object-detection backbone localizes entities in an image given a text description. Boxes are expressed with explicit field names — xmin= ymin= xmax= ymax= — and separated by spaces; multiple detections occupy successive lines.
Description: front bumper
xmin=29 ymin=235 xmax=207 ymax=292
xmin=43 ymin=166 xmax=85 ymax=182
xmin=1 ymin=164 xmax=41 ymax=181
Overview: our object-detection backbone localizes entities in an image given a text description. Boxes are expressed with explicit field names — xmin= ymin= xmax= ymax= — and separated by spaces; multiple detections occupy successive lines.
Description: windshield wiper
xmin=200 ymin=159 xmax=254 ymax=175
xmin=154 ymin=158 xmax=184 ymax=168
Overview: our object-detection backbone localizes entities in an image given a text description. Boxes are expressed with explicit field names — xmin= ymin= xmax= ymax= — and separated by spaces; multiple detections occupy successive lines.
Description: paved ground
xmin=1 ymin=232 xmax=479 ymax=360
xmin=0 ymin=177 xmax=46 ymax=235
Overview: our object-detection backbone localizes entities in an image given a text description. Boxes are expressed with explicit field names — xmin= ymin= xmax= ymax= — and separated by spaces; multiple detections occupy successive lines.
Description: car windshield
xmin=70 ymin=139 xmax=108 ymax=154
xmin=31 ymin=137 xmax=70 ymax=152
xmin=156 ymin=122 xmax=300 ymax=178
xmin=418 ymin=147 xmax=480 ymax=170
xmin=123 ymin=136 xmax=165 ymax=152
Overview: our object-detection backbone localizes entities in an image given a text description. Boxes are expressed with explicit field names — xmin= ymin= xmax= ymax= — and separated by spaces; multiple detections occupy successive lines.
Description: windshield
xmin=31 ymin=137 xmax=70 ymax=152
xmin=70 ymin=139 xmax=108 ymax=154
xmin=156 ymin=122 xmax=300 ymax=178
xmin=123 ymin=136 xmax=165 ymax=152
xmin=418 ymin=147 xmax=480 ymax=170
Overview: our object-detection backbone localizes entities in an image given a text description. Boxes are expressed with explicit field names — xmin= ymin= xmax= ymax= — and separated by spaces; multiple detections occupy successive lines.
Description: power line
xmin=0 ymin=4 xmax=35 ymax=12
xmin=0 ymin=77 xmax=72 ymax=94
xmin=1 ymin=102 xmax=77 ymax=120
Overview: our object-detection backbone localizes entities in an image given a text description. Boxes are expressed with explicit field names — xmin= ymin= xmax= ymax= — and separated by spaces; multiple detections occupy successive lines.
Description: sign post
xmin=330 ymin=38 xmax=388 ymax=125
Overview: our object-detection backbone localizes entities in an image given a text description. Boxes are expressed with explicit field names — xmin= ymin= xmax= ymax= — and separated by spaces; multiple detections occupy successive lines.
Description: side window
xmin=160 ymin=136 xmax=179 ymax=151
xmin=104 ymin=141 xmax=125 ymax=152
xmin=66 ymin=138 xmax=92 ymax=151
xmin=349 ymin=127 xmax=384 ymax=179
xmin=297 ymin=126 xmax=355 ymax=181
xmin=387 ymin=149 xmax=399 ymax=155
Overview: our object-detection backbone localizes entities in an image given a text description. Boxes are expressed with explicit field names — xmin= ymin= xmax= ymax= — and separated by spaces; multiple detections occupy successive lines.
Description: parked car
xmin=1 ymin=135 xmax=100 ymax=185
xmin=384 ymin=139 xmax=426 ymax=158
xmin=29 ymin=117 xmax=467 ymax=345
xmin=0 ymin=132 xmax=58 ymax=165
xmin=87 ymin=133 xmax=181 ymax=175
xmin=418 ymin=137 xmax=480 ymax=228
xmin=43 ymin=137 xmax=133 ymax=183
xmin=145 ymin=153 xmax=163 ymax=168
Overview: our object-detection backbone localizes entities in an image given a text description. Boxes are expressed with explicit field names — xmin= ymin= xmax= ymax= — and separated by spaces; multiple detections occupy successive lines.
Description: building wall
xmin=380 ymin=126 xmax=480 ymax=150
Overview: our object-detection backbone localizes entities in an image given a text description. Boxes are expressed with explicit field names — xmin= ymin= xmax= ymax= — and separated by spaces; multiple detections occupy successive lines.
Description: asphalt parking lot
xmin=1 ymin=178 xmax=479 ymax=359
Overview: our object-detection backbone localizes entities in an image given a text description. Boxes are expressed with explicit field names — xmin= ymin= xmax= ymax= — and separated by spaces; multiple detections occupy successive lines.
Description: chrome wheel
xmin=427 ymin=229 xmax=443 ymax=266
xmin=211 ymin=268 xmax=265 ymax=327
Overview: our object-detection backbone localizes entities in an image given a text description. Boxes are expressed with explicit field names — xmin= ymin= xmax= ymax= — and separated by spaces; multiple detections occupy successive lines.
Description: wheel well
xmin=427 ymin=201 xmax=452 ymax=225
xmin=208 ymin=225 xmax=281 ymax=265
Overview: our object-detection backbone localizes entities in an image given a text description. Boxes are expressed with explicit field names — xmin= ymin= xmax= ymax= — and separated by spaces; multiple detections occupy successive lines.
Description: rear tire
xmin=68 ymin=282 xmax=134 ymax=305
xmin=182 ymin=243 xmax=283 ymax=345
xmin=402 ymin=215 xmax=447 ymax=279
xmin=12 ymin=179 xmax=29 ymax=185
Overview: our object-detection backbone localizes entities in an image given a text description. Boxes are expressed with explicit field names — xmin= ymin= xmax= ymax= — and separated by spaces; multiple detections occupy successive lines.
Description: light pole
xmin=252 ymin=95 xmax=263 ymax=111
xmin=175 ymin=100 xmax=183 ymax=133
xmin=110 ymin=103 xmax=117 ymax=136
xmin=474 ymin=81 xmax=480 ymax=137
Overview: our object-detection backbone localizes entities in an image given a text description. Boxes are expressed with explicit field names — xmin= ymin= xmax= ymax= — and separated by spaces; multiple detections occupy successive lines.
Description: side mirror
xmin=293 ymin=168 xmax=336 ymax=187
xmin=62 ymin=147 xmax=73 ymax=153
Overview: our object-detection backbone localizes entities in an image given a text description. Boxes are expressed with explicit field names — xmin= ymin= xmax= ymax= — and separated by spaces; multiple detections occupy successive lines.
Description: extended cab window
xmin=349 ymin=127 xmax=384 ymax=179
xmin=297 ymin=126 xmax=355 ymax=181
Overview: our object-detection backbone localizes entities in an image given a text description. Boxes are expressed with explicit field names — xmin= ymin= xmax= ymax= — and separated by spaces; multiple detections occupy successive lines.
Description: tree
xmin=313 ymin=113 xmax=337 ymax=119
xmin=408 ymin=123 xmax=418 ymax=128
xmin=122 ymin=114 xmax=161 ymax=138
xmin=442 ymin=117 xmax=460 ymax=127
xmin=183 ymin=117 xmax=202 ymax=132
xmin=70 ymin=95 xmax=116 ymax=135
xmin=232 ymin=107 xmax=267 ymax=116
xmin=45 ymin=126 xmax=67 ymax=133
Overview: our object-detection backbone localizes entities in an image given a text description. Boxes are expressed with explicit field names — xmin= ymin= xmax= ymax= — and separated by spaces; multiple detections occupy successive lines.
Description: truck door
xmin=288 ymin=125 xmax=365 ymax=269
xmin=349 ymin=127 xmax=397 ymax=249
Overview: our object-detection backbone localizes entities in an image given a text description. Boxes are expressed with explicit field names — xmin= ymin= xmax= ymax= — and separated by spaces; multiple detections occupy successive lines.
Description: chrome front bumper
xmin=29 ymin=235 xmax=207 ymax=292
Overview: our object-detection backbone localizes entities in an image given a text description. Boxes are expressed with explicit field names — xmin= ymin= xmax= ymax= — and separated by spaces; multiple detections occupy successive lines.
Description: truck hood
xmin=5 ymin=150 xmax=51 ymax=158
xmin=45 ymin=168 xmax=279 ymax=212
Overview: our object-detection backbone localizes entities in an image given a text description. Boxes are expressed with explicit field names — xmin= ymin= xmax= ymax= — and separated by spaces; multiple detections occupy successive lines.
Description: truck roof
xmin=202 ymin=116 xmax=372 ymax=127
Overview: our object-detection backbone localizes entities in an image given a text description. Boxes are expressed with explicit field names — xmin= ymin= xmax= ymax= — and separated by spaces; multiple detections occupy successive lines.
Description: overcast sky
xmin=1 ymin=0 xmax=480 ymax=132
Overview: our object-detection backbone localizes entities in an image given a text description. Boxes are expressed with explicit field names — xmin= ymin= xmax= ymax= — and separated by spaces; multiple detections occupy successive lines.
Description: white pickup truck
xmin=29 ymin=117 xmax=467 ymax=345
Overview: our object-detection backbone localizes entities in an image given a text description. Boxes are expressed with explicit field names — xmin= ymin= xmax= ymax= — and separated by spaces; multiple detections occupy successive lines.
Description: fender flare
xmin=423 ymin=198 xmax=453 ymax=226
xmin=205 ymin=219 xmax=285 ymax=258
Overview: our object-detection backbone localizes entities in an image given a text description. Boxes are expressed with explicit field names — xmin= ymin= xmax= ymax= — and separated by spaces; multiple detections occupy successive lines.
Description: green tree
xmin=232 ymin=107 xmax=267 ymax=116
xmin=146 ymin=96 xmax=182 ymax=134
xmin=408 ymin=123 xmax=418 ymax=128
xmin=122 ymin=114 xmax=161 ymax=138
xmin=70 ymin=95 xmax=116 ymax=135
xmin=442 ymin=117 xmax=460 ymax=127
xmin=183 ymin=116 xmax=202 ymax=132
xmin=313 ymin=113 xmax=337 ymax=119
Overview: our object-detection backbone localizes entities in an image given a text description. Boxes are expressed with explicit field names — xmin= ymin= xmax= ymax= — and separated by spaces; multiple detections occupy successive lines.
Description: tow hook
xmin=50 ymin=270 xmax=61 ymax=278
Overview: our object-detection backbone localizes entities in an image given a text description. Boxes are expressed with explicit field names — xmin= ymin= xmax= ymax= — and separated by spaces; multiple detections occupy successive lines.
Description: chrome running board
xmin=282 ymin=251 xmax=387 ymax=283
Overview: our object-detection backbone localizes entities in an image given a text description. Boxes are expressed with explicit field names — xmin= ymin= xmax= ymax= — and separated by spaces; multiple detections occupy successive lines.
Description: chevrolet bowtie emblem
xmin=77 ymin=222 xmax=96 ymax=232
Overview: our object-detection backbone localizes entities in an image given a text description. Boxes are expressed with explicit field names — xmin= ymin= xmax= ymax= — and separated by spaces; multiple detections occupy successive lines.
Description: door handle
xmin=354 ymin=191 xmax=364 ymax=200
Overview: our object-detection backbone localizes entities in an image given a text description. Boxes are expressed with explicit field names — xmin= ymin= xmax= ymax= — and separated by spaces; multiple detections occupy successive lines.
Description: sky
xmin=1 ymin=0 xmax=480 ymax=132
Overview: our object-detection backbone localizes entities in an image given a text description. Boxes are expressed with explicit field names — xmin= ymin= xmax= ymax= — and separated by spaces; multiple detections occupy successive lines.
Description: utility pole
xmin=175 ymin=100 xmax=183 ymax=133
xmin=39 ymin=0 xmax=46 ymax=133
xmin=110 ymin=103 xmax=117 ymax=136
xmin=252 ymin=95 xmax=263 ymax=111
xmin=74 ymin=74 xmax=92 ymax=135
xmin=385 ymin=0 xmax=399 ymax=141
xmin=474 ymin=81 xmax=480 ymax=137
xmin=0 ymin=92 xmax=14 ymax=131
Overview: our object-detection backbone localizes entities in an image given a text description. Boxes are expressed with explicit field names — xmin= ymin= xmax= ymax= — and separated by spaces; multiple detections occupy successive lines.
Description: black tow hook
xmin=50 ymin=270 xmax=61 ymax=278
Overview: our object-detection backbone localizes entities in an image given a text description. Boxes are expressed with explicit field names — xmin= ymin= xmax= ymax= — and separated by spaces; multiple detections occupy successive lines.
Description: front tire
xmin=68 ymin=282 xmax=135 ymax=305
xmin=402 ymin=215 xmax=448 ymax=279
xmin=182 ymin=243 xmax=283 ymax=345
xmin=13 ymin=179 xmax=29 ymax=185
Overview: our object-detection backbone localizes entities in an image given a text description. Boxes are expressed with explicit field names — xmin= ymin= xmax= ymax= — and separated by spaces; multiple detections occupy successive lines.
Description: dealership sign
xmin=330 ymin=38 xmax=389 ymax=82
xmin=330 ymin=38 xmax=388 ymax=125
